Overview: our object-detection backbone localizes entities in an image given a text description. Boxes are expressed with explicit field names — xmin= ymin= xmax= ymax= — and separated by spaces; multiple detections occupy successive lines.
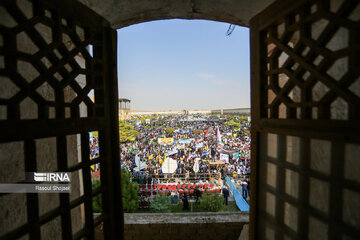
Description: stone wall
xmin=211 ymin=108 xmax=251 ymax=115
xmin=79 ymin=0 xmax=275 ymax=29
xmin=124 ymin=222 xmax=245 ymax=240
xmin=130 ymin=110 xmax=185 ymax=116
xmin=123 ymin=212 xmax=249 ymax=240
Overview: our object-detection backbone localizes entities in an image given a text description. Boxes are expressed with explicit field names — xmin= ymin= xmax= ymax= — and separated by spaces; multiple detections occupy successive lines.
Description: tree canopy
xmin=165 ymin=127 xmax=175 ymax=134
xmin=119 ymin=122 xmax=139 ymax=143
xmin=193 ymin=129 xmax=203 ymax=135
xmin=224 ymin=120 xmax=242 ymax=129
xmin=121 ymin=168 xmax=139 ymax=212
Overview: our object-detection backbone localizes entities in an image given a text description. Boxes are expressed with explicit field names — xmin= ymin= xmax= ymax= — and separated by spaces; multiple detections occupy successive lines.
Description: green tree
xmin=224 ymin=120 xmax=241 ymax=129
xmin=140 ymin=117 xmax=146 ymax=124
xmin=193 ymin=129 xmax=203 ymax=135
xmin=165 ymin=127 xmax=175 ymax=134
xmin=119 ymin=122 xmax=139 ymax=143
xmin=150 ymin=194 xmax=171 ymax=212
xmin=200 ymin=193 xmax=224 ymax=212
xmin=121 ymin=168 xmax=139 ymax=212
xmin=241 ymin=115 xmax=248 ymax=120
xmin=227 ymin=115 xmax=234 ymax=120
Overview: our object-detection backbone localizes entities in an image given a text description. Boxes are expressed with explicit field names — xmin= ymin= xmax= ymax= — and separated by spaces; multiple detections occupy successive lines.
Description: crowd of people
xmin=119 ymin=114 xmax=251 ymax=202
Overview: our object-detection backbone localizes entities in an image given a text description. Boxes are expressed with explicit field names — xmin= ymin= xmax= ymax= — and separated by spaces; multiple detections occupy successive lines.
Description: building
xmin=119 ymin=98 xmax=131 ymax=120
xmin=0 ymin=0 xmax=359 ymax=239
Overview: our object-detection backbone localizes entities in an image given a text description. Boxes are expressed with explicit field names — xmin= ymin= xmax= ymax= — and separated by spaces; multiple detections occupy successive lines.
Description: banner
xmin=166 ymin=149 xmax=178 ymax=156
xmin=233 ymin=152 xmax=239 ymax=159
xmin=221 ymin=148 xmax=236 ymax=154
xmin=158 ymin=138 xmax=174 ymax=145
xmin=162 ymin=158 xmax=178 ymax=174
xmin=196 ymin=143 xmax=203 ymax=149
xmin=89 ymin=131 xmax=98 ymax=137
xmin=178 ymin=139 xmax=191 ymax=144
xmin=176 ymin=144 xmax=185 ymax=149
xmin=202 ymin=151 xmax=210 ymax=156
xmin=220 ymin=153 xmax=229 ymax=163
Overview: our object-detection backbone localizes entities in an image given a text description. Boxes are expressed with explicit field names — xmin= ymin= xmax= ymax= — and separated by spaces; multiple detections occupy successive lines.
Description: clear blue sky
xmin=117 ymin=19 xmax=250 ymax=111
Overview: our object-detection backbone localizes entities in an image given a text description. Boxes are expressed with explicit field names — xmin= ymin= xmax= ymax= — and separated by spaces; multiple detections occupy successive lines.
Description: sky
xmin=117 ymin=19 xmax=250 ymax=111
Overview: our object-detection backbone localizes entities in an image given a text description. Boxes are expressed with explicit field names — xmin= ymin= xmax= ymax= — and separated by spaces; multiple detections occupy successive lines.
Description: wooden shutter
xmin=250 ymin=0 xmax=360 ymax=239
xmin=0 ymin=0 xmax=123 ymax=239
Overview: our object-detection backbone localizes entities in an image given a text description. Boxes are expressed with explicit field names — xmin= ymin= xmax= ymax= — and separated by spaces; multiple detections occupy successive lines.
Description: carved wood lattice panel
xmin=0 ymin=0 xmax=104 ymax=120
xmin=0 ymin=1 xmax=121 ymax=240
xmin=262 ymin=0 xmax=360 ymax=120
xmin=250 ymin=0 xmax=360 ymax=240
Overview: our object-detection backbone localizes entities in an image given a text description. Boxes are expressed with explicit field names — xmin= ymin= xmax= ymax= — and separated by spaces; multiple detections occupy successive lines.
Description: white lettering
xmin=32 ymin=172 xmax=71 ymax=182
xmin=61 ymin=174 xmax=70 ymax=182
xmin=49 ymin=173 xmax=57 ymax=181
xmin=52 ymin=185 xmax=70 ymax=191
xmin=35 ymin=185 xmax=51 ymax=191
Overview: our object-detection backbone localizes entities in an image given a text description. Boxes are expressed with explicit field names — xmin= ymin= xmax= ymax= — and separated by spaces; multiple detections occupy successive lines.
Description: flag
xmin=217 ymin=126 xmax=222 ymax=143
xmin=202 ymin=151 xmax=209 ymax=156
xmin=204 ymin=129 xmax=209 ymax=136
xmin=134 ymin=154 xmax=148 ymax=171
xmin=217 ymin=141 xmax=224 ymax=152
xmin=217 ymin=126 xmax=224 ymax=151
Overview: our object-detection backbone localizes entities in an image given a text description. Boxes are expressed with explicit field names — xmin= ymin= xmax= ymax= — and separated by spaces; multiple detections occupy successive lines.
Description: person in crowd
xmin=232 ymin=169 xmax=237 ymax=179
xmin=241 ymin=180 xmax=248 ymax=199
xmin=185 ymin=170 xmax=190 ymax=182
xmin=194 ymin=187 xmax=202 ymax=205
xmin=182 ymin=193 xmax=190 ymax=210
xmin=117 ymin=114 xmax=252 ymax=208
xmin=211 ymin=146 xmax=216 ymax=162
xmin=171 ymin=192 xmax=179 ymax=204
xmin=153 ymin=177 xmax=158 ymax=186
xmin=147 ymin=174 xmax=152 ymax=185
xmin=222 ymin=186 xmax=230 ymax=206
xmin=246 ymin=178 xmax=250 ymax=197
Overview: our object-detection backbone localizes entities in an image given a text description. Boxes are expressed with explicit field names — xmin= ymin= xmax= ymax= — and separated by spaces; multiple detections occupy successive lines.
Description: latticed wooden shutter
xmin=250 ymin=0 xmax=360 ymax=239
xmin=0 ymin=0 xmax=123 ymax=239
